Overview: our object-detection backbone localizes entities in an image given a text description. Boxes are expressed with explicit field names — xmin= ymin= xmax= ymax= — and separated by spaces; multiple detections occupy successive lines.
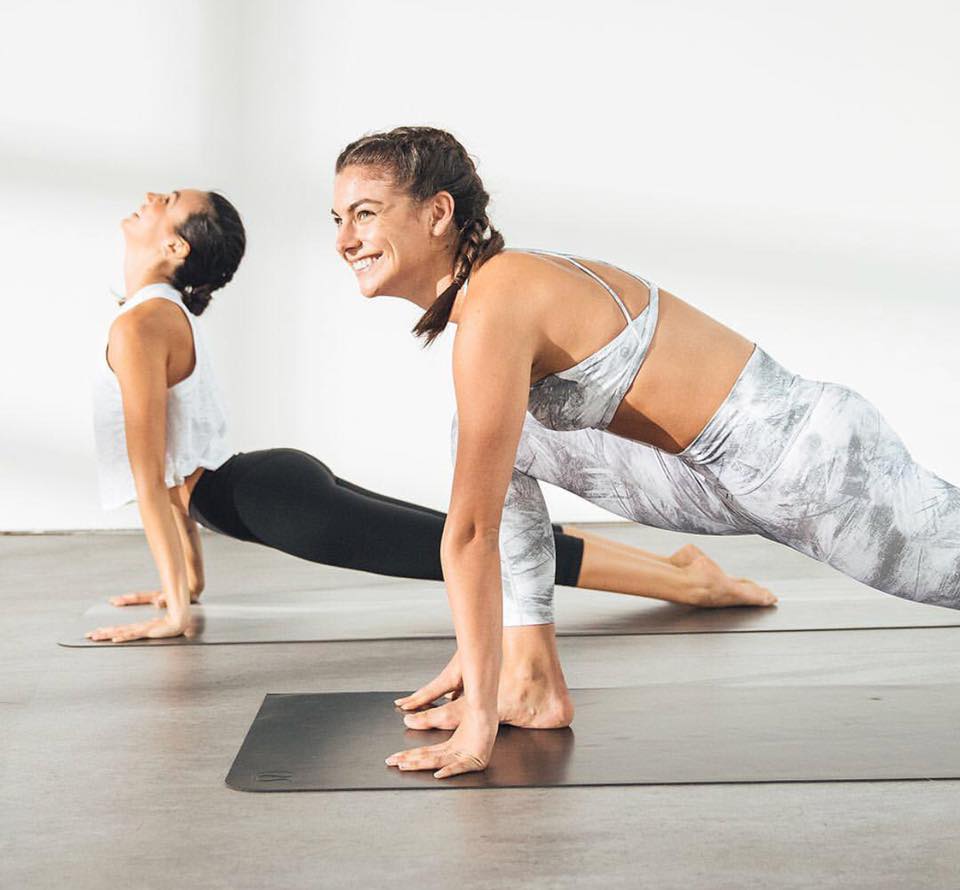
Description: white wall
xmin=1 ymin=0 xmax=957 ymax=530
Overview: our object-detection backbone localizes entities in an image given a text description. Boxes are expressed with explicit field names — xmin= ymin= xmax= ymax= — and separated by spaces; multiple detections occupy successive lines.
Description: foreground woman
xmin=87 ymin=189 xmax=774 ymax=644
xmin=330 ymin=126 xmax=960 ymax=779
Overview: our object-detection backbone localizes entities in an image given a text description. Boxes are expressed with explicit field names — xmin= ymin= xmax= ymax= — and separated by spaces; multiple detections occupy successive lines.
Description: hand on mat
xmin=402 ymin=680 xmax=574 ymax=732
xmin=386 ymin=708 xmax=498 ymax=779
xmin=85 ymin=614 xmax=189 ymax=643
xmin=401 ymin=696 xmax=466 ymax=730
xmin=394 ymin=650 xmax=463 ymax=711
xmin=109 ymin=589 xmax=202 ymax=608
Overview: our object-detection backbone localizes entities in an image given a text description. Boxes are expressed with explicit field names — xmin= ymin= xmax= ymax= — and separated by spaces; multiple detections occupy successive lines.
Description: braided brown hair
xmin=335 ymin=127 xmax=505 ymax=345
xmin=169 ymin=192 xmax=246 ymax=316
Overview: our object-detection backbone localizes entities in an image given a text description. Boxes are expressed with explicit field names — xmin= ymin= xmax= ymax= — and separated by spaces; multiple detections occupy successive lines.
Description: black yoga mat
xmin=225 ymin=685 xmax=960 ymax=791
xmin=59 ymin=578 xmax=960 ymax=647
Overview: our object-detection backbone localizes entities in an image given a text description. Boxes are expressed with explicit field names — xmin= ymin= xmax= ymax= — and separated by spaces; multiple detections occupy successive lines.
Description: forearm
xmin=171 ymin=507 xmax=205 ymax=598
xmin=135 ymin=483 xmax=191 ymax=626
xmin=440 ymin=531 xmax=503 ymax=713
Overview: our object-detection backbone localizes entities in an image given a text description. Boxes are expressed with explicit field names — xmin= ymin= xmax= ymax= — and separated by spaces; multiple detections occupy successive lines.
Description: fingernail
xmin=385 ymin=756 xmax=396 ymax=765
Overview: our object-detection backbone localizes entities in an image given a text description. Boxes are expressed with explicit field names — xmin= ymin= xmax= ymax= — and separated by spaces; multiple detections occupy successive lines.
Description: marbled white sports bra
xmin=522 ymin=249 xmax=659 ymax=432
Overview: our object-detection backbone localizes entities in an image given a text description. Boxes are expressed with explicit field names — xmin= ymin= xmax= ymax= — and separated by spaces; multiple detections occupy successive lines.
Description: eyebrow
xmin=330 ymin=198 xmax=384 ymax=217
xmin=172 ymin=190 xmax=181 ymax=205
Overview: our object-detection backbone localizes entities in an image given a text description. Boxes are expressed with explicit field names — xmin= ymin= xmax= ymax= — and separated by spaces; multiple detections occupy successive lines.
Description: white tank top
xmin=93 ymin=282 xmax=231 ymax=510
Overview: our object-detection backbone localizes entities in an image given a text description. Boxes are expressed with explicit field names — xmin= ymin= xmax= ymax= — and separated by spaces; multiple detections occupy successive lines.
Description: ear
xmin=164 ymin=235 xmax=192 ymax=263
xmin=427 ymin=191 xmax=456 ymax=238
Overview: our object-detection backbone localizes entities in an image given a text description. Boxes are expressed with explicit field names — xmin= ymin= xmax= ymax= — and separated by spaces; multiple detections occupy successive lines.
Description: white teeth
xmin=351 ymin=254 xmax=381 ymax=272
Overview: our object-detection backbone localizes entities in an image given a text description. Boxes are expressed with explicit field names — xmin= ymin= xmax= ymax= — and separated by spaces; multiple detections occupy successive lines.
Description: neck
xmin=123 ymin=252 xmax=169 ymax=300
xmin=402 ymin=246 xmax=460 ymax=314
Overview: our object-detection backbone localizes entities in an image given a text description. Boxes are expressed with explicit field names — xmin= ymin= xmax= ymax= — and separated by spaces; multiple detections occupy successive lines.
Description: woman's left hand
xmin=394 ymin=650 xmax=463 ymax=712
xmin=109 ymin=588 xmax=202 ymax=607
xmin=385 ymin=706 xmax=498 ymax=779
xmin=84 ymin=614 xmax=189 ymax=644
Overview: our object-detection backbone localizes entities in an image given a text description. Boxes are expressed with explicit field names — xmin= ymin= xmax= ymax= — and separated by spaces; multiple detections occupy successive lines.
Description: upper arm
xmin=108 ymin=310 xmax=171 ymax=488
xmin=446 ymin=284 xmax=539 ymax=545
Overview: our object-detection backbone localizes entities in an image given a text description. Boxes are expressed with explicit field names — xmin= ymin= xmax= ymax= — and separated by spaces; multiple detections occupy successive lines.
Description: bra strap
xmin=525 ymin=248 xmax=642 ymax=330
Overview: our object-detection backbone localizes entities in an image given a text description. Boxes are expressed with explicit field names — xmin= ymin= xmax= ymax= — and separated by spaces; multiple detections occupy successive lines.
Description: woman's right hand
xmin=109 ymin=588 xmax=202 ymax=607
xmin=85 ymin=613 xmax=189 ymax=643
xmin=394 ymin=650 xmax=463 ymax=711
xmin=386 ymin=703 xmax=498 ymax=779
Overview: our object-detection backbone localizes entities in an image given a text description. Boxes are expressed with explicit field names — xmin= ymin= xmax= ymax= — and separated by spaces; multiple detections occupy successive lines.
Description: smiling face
xmin=332 ymin=165 xmax=454 ymax=299
xmin=120 ymin=188 xmax=210 ymax=269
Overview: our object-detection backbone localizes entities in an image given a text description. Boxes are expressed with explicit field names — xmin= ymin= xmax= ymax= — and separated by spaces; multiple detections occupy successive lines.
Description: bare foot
xmin=497 ymin=672 xmax=574 ymax=729
xmin=670 ymin=544 xmax=778 ymax=607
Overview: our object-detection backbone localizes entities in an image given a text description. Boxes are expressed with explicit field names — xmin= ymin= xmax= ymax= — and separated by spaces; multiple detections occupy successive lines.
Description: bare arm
xmin=386 ymin=283 xmax=538 ymax=778
xmin=172 ymin=508 xmax=204 ymax=600
xmin=110 ymin=505 xmax=205 ymax=608
xmin=86 ymin=307 xmax=192 ymax=642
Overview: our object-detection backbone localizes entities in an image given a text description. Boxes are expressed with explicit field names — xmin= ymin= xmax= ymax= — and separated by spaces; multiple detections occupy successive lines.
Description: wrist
xmin=465 ymin=706 xmax=500 ymax=736
xmin=165 ymin=592 xmax=191 ymax=624
xmin=462 ymin=692 xmax=499 ymax=719
xmin=163 ymin=611 xmax=189 ymax=633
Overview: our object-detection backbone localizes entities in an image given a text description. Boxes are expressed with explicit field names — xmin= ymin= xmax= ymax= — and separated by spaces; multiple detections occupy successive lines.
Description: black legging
xmin=189 ymin=449 xmax=585 ymax=585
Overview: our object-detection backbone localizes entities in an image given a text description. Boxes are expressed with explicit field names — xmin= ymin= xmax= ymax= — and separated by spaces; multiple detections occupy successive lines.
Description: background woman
xmin=88 ymin=189 xmax=775 ymax=645
xmin=330 ymin=126 xmax=960 ymax=779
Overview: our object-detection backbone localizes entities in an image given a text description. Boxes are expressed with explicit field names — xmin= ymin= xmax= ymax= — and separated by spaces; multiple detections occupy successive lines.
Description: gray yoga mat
xmin=226 ymin=685 xmax=960 ymax=791
xmin=60 ymin=577 xmax=960 ymax=647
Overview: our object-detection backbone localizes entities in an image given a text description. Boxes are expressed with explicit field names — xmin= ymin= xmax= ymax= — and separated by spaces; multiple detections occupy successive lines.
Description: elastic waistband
xmin=678 ymin=347 xmax=824 ymax=495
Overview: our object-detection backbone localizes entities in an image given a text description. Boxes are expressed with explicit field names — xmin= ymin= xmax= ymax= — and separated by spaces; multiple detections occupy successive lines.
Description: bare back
xmin=479 ymin=250 xmax=755 ymax=453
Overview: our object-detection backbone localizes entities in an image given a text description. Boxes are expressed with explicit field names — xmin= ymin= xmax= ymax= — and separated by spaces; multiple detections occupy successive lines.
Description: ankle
xmin=500 ymin=651 xmax=568 ymax=693
xmin=500 ymin=662 xmax=562 ymax=689
xmin=503 ymin=623 xmax=558 ymax=660
xmin=679 ymin=570 xmax=710 ymax=605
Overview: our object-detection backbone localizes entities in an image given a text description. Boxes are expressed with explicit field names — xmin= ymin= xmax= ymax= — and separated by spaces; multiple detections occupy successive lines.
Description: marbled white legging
xmin=466 ymin=346 xmax=960 ymax=625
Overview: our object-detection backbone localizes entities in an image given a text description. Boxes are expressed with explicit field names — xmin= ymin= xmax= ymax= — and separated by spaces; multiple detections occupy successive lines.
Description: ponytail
xmin=180 ymin=282 xmax=215 ymax=316
xmin=412 ymin=217 xmax=505 ymax=345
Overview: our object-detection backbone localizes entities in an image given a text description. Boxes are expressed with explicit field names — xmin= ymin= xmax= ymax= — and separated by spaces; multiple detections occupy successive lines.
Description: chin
xmin=356 ymin=275 xmax=387 ymax=299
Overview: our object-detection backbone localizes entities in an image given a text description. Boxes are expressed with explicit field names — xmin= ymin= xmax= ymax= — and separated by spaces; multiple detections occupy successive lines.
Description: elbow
xmin=131 ymin=469 xmax=168 ymax=502
xmin=441 ymin=520 xmax=500 ymax=560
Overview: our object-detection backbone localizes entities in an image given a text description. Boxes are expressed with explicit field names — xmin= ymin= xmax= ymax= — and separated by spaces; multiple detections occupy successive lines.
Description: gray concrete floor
xmin=3 ymin=527 xmax=960 ymax=889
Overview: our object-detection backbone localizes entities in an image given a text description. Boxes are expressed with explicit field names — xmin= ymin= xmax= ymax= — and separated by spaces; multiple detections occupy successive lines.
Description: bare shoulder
xmin=109 ymin=298 xmax=187 ymax=344
xmin=468 ymin=249 xmax=551 ymax=289
xmin=459 ymin=250 xmax=550 ymax=329
xmin=108 ymin=300 xmax=191 ymax=374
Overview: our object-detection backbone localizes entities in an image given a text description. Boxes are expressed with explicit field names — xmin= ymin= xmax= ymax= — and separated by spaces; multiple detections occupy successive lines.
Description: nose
xmin=336 ymin=220 xmax=361 ymax=257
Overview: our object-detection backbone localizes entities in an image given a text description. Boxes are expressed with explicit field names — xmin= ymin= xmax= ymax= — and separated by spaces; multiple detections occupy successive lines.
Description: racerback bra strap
xmin=524 ymin=248 xmax=654 ymax=345
xmin=462 ymin=248 xmax=657 ymax=342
